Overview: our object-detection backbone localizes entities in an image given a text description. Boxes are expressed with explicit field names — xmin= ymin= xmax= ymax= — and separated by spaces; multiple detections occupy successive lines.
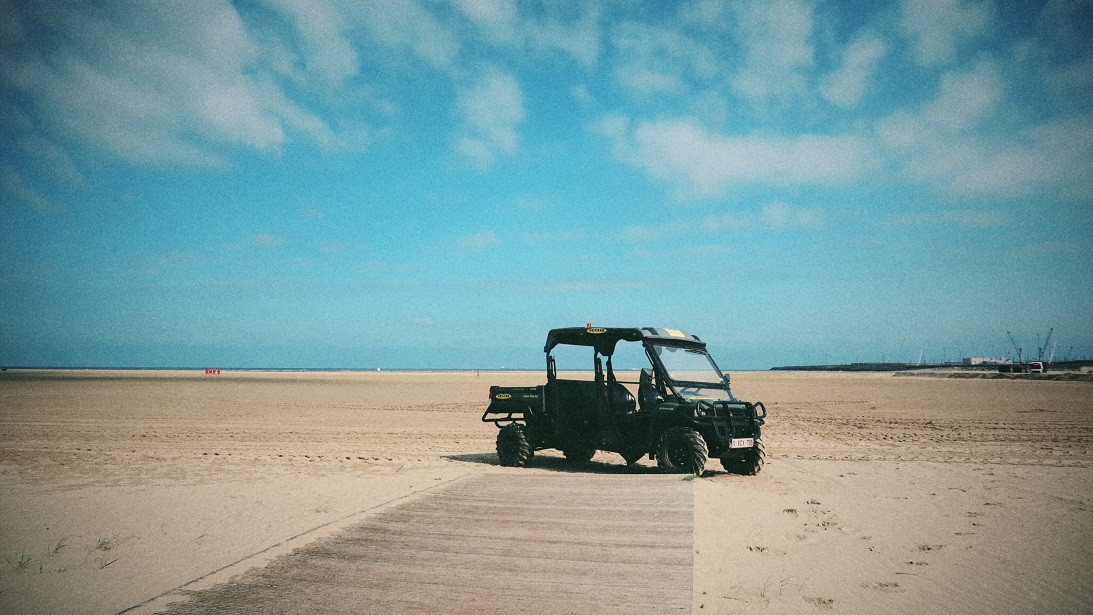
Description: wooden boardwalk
xmin=156 ymin=473 xmax=693 ymax=614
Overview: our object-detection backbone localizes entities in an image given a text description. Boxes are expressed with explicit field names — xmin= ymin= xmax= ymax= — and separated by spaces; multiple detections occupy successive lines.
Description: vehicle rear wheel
xmin=497 ymin=424 xmax=532 ymax=467
xmin=656 ymin=426 xmax=708 ymax=475
xmin=721 ymin=439 xmax=764 ymax=475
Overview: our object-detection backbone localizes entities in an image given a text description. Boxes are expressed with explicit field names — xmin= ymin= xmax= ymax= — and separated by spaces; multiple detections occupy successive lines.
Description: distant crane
xmin=1007 ymin=331 xmax=1023 ymax=363
xmin=1039 ymin=328 xmax=1054 ymax=362
xmin=1006 ymin=328 xmax=1060 ymax=367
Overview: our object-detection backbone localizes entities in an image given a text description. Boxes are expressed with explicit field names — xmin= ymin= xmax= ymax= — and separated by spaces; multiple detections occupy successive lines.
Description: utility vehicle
xmin=482 ymin=326 xmax=766 ymax=475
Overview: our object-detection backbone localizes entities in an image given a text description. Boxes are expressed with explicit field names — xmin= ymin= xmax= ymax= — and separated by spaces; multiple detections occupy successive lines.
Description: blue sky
xmin=1 ymin=0 xmax=1091 ymax=370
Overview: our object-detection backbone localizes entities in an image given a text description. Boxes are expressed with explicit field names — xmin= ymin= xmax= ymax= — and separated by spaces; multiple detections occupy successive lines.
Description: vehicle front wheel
xmin=656 ymin=426 xmax=708 ymax=476
xmin=496 ymin=424 xmax=533 ymax=467
xmin=721 ymin=439 xmax=764 ymax=475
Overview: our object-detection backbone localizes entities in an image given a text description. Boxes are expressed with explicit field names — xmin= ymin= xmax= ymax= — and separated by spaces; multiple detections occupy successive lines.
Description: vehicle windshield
xmin=674 ymin=384 xmax=733 ymax=402
xmin=651 ymin=344 xmax=724 ymax=384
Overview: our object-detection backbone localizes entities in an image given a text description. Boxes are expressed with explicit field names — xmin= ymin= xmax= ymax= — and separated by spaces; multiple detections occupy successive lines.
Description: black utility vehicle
xmin=482 ymin=327 xmax=767 ymax=475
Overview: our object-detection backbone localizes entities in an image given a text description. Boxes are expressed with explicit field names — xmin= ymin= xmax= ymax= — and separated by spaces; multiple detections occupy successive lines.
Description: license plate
xmin=730 ymin=438 xmax=754 ymax=449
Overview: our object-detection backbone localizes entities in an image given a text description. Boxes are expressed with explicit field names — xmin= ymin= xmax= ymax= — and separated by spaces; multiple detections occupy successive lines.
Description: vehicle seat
xmin=609 ymin=382 xmax=636 ymax=416
xmin=548 ymin=380 xmax=600 ymax=418
xmin=638 ymin=368 xmax=659 ymax=411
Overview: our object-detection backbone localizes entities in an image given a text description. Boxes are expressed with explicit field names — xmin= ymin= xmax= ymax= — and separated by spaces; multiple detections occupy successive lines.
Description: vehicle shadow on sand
xmin=445 ymin=452 xmax=729 ymax=476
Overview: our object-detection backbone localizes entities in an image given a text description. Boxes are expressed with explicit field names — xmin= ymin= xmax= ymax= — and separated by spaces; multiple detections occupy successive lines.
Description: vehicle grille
xmin=710 ymin=403 xmax=756 ymax=439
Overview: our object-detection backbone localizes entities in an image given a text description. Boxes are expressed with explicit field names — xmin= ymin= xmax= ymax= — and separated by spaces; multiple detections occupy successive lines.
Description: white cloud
xmin=611 ymin=21 xmax=718 ymax=96
xmin=942 ymin=143 xmax=1054 ymax=197
xmin=1041 ymin=51 xmax=1093 ymax=107
xmin=820 ymin=33 xmax=886 ymax=108
xmin=454 ymin=0 xmax=519 ymax=43
xmin=871 ymin=60 xmax=1090 ymax=200
xmin=8 ymin=53 xmax=211 ymax=166
xmin=603 ymin=117 xmax=877 ymax=197
xmin=1014 ymin=240 xmax=1090 ymax=259
xmin=454 ymin=138 xmax=493 ymax=167
xmin=590 ymin=113 xmax=629 ymax=154
xmin=260 ymin=0 xmax=358 ymax=85
xmin=762 ymin=202 xmax=824 ymax=228
xmin=678 ymin=0 xmax=731 ymax=29
xmin=922 ymin=60 xmax=1003 ymax=133
xmin=878 ymin=110 xmax=1093 ymax=200
xmin=1031 ymin=1 xmax=1093 ymax=106
xmin=875 ymin=110 xmax=930 ymax=153
xmin=139 ymin=251 xmax=199 ymax=277
xmin=457 ymin=230 xmax=501 ymax=251
xmin=889 ymin=209 xmax=1007 ymax=227
xmin=615 ymin=66 xmax=682 ymax=96
xmin=455 ymin=1 xmax=600 ymax=69
xmin=455 ymin=69 xmax=525 ymax=167
xmin=346 ymin=0 xmax=459 ymax=70
xmin=17 ymin=136 xmax=83 ymax=184
xmin=570 ymin=83 xmax=595 ymax=107
xmin=900 ymin=0 xmax=992 ymax=66
xmin=526 ymin=8 xmax=601 ymax=69
xmin=620 ymin=203 xmax=821 ymax=243
xmin=192 ymin=79 xmax=288 ymax=151
xmin=253 ymin=232 xmax=286 ymax=248
xmin=357 ymin=260 xmax=423 ymax=273
xmin=729 ymin=0 xmax=815 ymax=104
xmin=0 ymin=165 xmax=61 ymax=213
xmin=703 ymin=211 xmax=752 ymax=232
xmin=521 ymin=228 xmax=587 ymax=245
xmin=949 ymin=118 xmax=1093 ymax=200
xmin=1 ymin=0 xmax=333 ymax=165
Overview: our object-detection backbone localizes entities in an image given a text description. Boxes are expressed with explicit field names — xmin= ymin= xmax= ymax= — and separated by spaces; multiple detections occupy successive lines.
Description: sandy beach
xmin=1 ymin=369 xmax=1091 ymax=614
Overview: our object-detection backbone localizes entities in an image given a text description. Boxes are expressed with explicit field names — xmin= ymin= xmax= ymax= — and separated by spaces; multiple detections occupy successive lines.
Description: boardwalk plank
xmin=157 ymin=473 xmax=693 ymax=614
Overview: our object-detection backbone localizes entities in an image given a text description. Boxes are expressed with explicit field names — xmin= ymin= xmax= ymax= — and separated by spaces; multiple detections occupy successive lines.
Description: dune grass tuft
xmin=96 ymin=556 xmax=118 ymax=569
xmin=7 ymin=553 xmax=35 ymax=572
xmin=724 ymin=572 xmax=809 ymax=604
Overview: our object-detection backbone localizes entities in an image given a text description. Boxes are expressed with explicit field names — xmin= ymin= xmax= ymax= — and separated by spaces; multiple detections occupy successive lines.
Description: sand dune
xmin=1 ymin=370 xmax=1090 ymax=614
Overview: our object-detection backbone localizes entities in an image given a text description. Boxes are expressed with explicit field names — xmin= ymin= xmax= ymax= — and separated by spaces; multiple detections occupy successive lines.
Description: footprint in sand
xmin=805 ymin=596 xmax=835 ymax=609
xmin=862 ymin=581 xmax=905 ymax=593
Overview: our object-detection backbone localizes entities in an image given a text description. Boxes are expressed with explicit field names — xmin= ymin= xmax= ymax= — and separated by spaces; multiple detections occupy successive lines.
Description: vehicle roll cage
xmin=544 ymin=327 xmax=706 ymax=355
xmin=543 ymin=327 xmax=732 ymax=399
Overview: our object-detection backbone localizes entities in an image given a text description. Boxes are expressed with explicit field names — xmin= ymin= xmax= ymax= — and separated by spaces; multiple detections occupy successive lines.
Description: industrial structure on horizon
xmin=773 ymin=328 xmax=1084 ymax=373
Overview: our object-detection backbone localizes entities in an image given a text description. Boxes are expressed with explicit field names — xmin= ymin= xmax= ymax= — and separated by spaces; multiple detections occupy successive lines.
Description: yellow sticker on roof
xmin=664 ymin=328 xmax=686 ymax=337
xmin=587 ymin=328 xmax=607 ymax=334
